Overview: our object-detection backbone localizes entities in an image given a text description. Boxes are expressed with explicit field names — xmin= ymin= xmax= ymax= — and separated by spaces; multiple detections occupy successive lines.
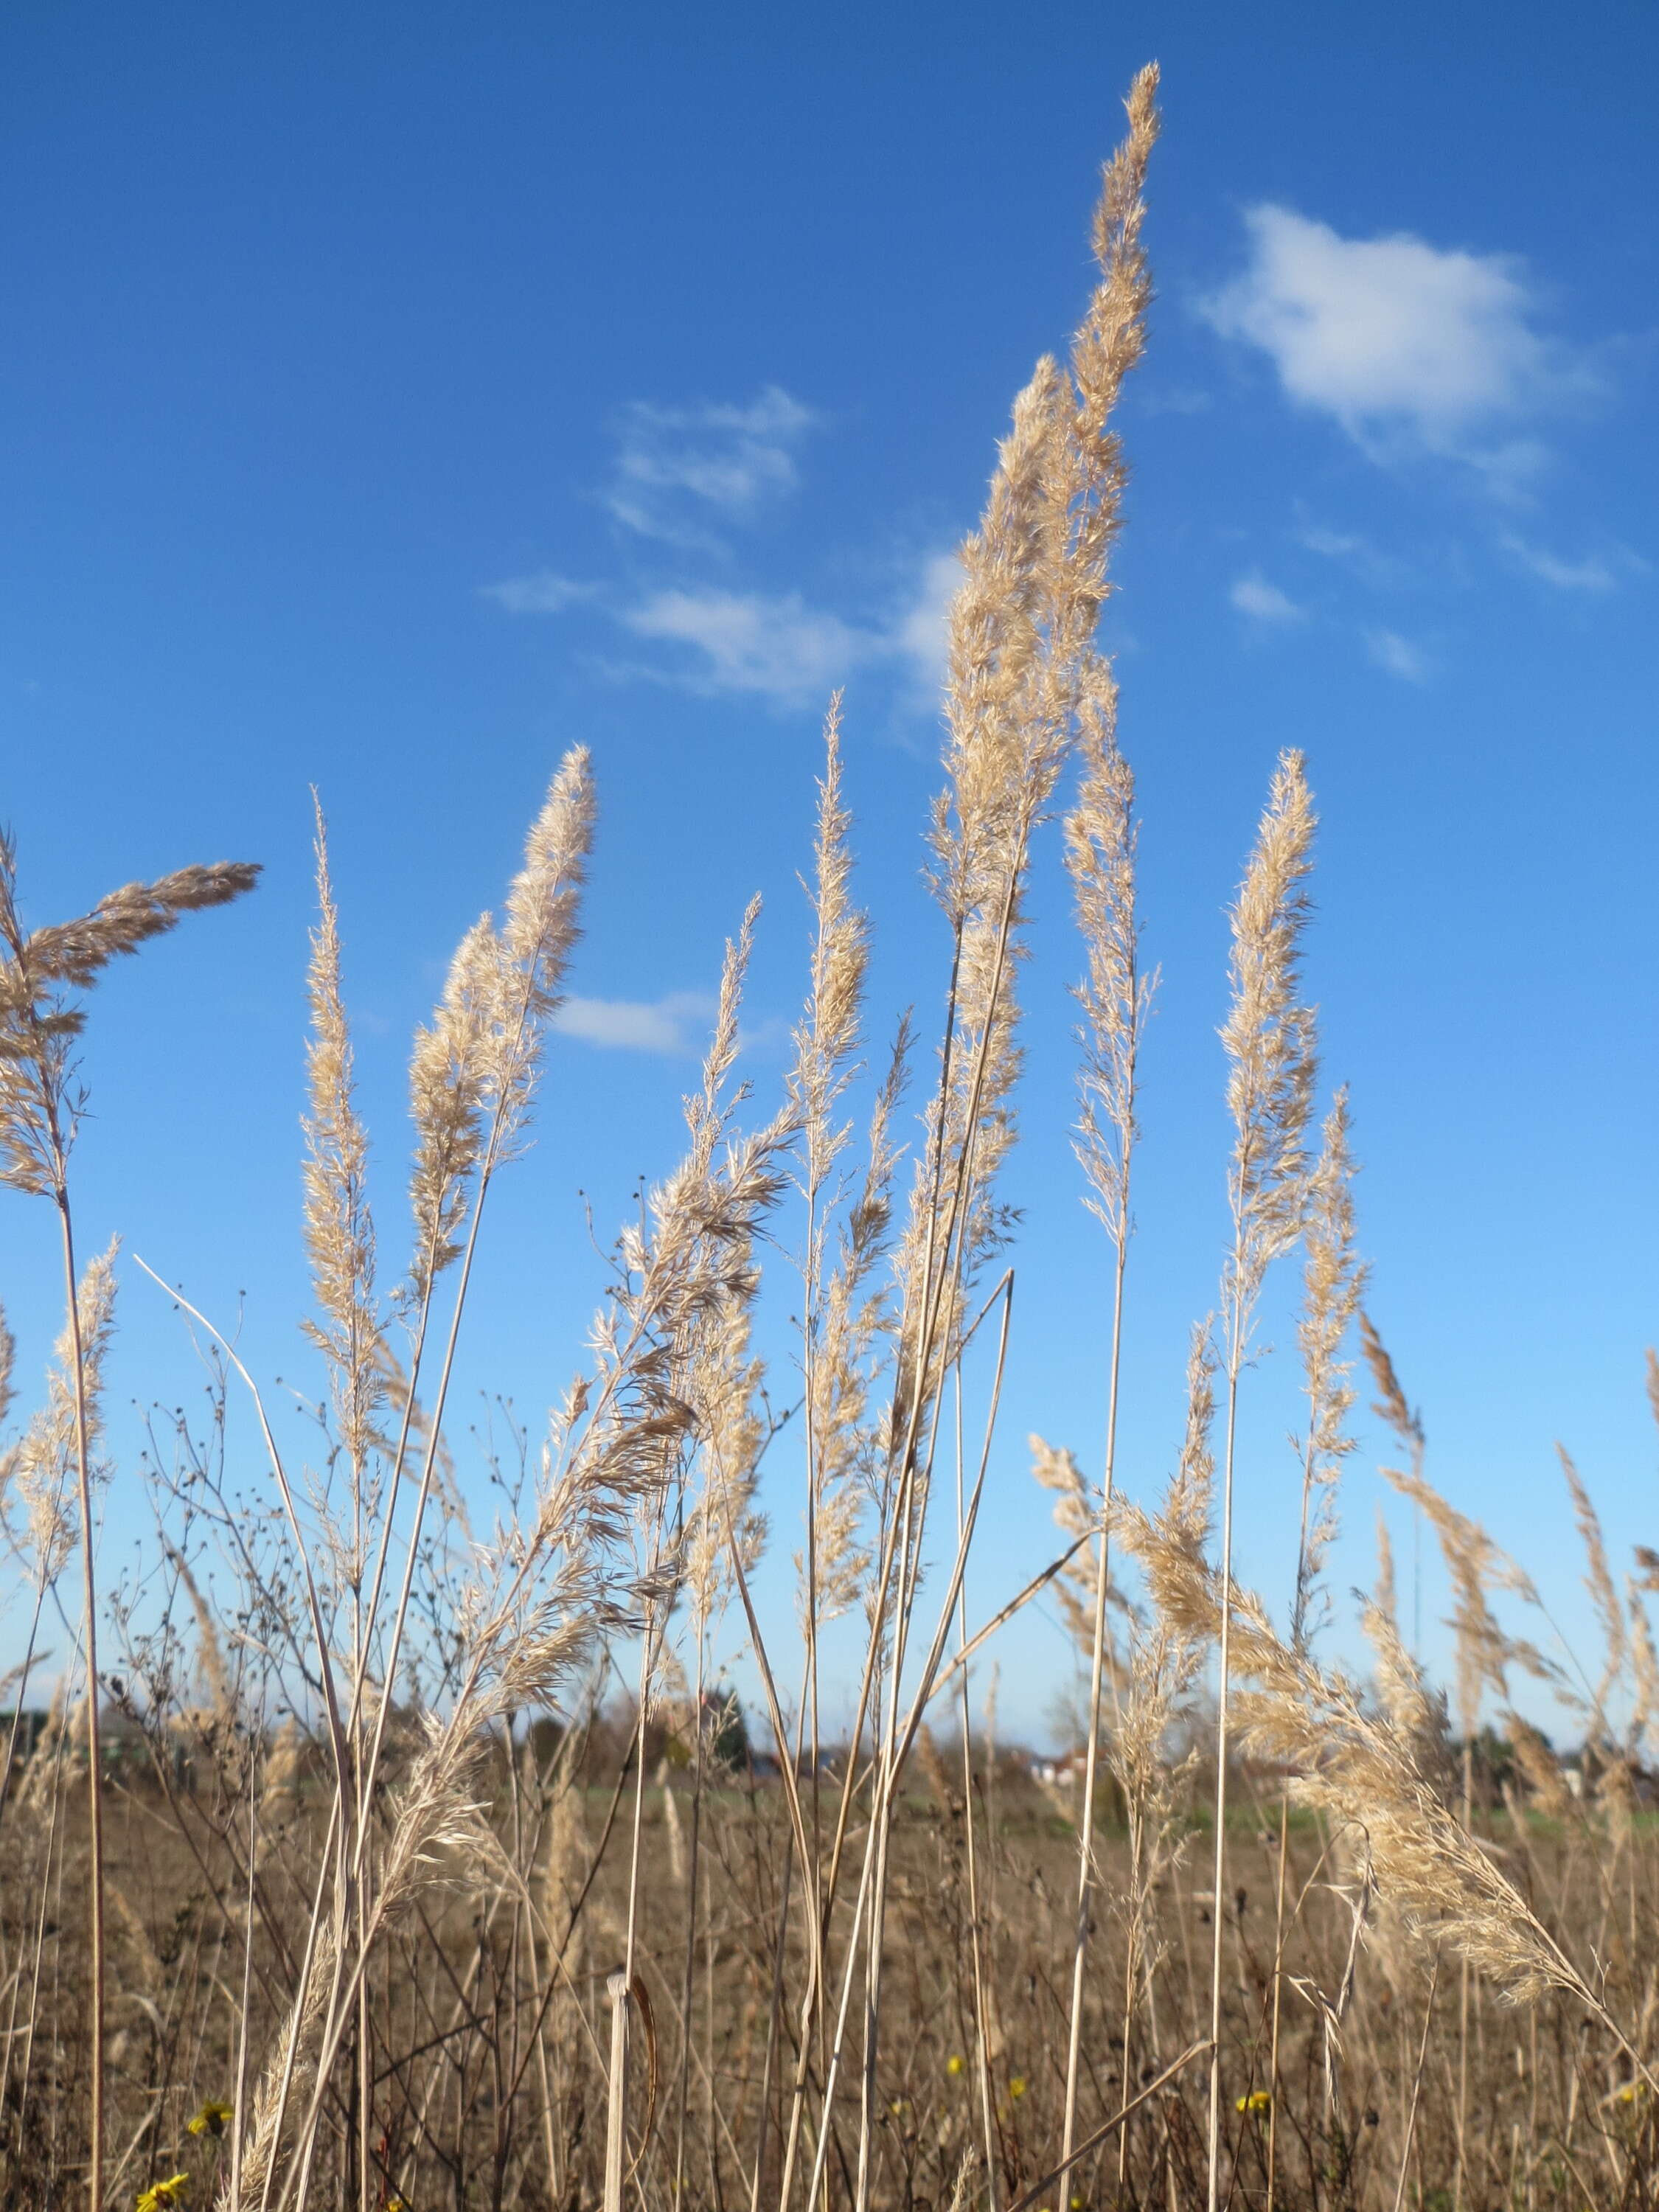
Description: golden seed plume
xmin=789 ymin=694 xmax=869 ymax=1200
xmin=1291 ymin=1088 xmax=1366 ymax=1649
xmin=1118 ymin=1505 xmax=1612 ymax=2012
xmin=1360 ymin=1310 xmax=1425 ymax=1453
xmin=301 ymin=798 xmax=382 ymax=1475
xmin=0 ymin=1298 xmax=14 ymax=1437
xmin=1628 ymin=1578 xmax=1659 ymax=1761
xmin=1066 ymin=710 xmax=1152 ymax=1253
xmin=0 ymin=832 xmax=259 ymax=1197
xmin=1221 ymin=750 xmax=1318 ymax=1322
xmin=12 ymin=1239 xmax=119 ymax=1583
xmin=1382 ymin=1461 xmax=1559 ymax=1739
xmin=1557 ymin=1444 xmax=1627 ymax=1731
xmin=490 ymin=745 xmax=596 ymax=1151
xmin=1031 ymin=1434 xmax=1130 ymax=1655
xmin=408 ymin=914 xmax=498 ymax=1299
xmin=1360 ymin=1512 xmax=1443 ymax=1753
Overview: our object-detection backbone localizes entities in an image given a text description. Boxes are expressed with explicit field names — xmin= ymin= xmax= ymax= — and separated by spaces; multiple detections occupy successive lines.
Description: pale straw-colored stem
xmin=1263 ymin=1789 xmax=1293 ymax=2212
xmin=1206 ymin=1319 xmax=1245 ymax=2212
xmin=852 ymin=869 xmax=1022 ymax=2212
xmin=1391 ymin=1955 xmax=1440 ymax=2212
xmin=256 ymin=1792 xmax=343 ymax=2212
xmin=1006 ymin=2040 xmax=1212 ymax=2212
xmin=824 ymin=1278 xmax=1012 ymax=2212
xmin=953 ymin=1366 xmax=1001 ymax=2212
xmin=674 ymin=1624 xmax=709 ymax=2204
xmin=604 ymin=1969 xmax=632 ymax=2212
xmin=0 ymin=1578 xmax=48 ymax=1833
xmin=56 ymin=1194 xmax=106 ymax=2212
xmin=228 ymin=1757 xmax=260 ymax=2212
xmin=1059 ymin=1225 xmax=1130 ymax=2188
xmin=1267 ymin=1374 xmax=1333 ymax=2208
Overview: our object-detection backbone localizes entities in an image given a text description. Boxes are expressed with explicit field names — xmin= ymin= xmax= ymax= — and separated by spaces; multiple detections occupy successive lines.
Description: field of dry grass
xmin=5 ymin=60 xmax=1659 ymax=2212
xmin=10 ymin=1742 xmax=1659 ymax=2211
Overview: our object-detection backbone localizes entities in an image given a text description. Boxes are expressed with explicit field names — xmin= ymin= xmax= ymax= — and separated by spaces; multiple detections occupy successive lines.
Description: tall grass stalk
xmin=1 ymin=838 xmax=258 ymax=2207
xmin=1053 ymin=63 xmax=1159 ymax=2199
xmin=1206 ymin=752 xmax=1316 ymax=2212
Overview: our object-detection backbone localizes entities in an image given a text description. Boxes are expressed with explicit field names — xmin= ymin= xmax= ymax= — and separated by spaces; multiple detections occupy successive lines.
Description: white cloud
xmin=553 ymin=990 xmax=716 ymax=1054
xmin=1229 ymin=571 xmax=1306 ymax=624
xmin=1365 ymin=627 xmax=1430 ymax=682
xmin=605 ymin=386 xmax=819 ymax=544
xmin=1499 ymin=535 xmax=1617 ymax=592
xmin=1203 ymin=205 xmax=1590 ymax=483
xmin=891 ymin=549 xmax=961 ymax=697
xmin=619 ymin=551 xmax=963 ymax=707
xmin=621 ymin=588 xmax=880 ymax=704
xmin=1294 ymin=519 xmax=1425 ymax=590
xmin=485 ymin=543 xmax=960 ymax=712
xmin=1298 ymin=525 xmax=1367 ymax=560
xmin=480 ymin=570 xmax=600 ymax=614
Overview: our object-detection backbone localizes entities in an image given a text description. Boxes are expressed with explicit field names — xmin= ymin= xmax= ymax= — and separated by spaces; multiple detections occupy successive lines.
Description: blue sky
xmin=4 ymin=1 xmax=1657 ymax=1743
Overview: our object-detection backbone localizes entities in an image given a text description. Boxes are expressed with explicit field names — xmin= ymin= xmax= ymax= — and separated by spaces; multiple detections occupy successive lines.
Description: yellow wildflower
xmin=1009 ymin=2076 xmax=1028 ymax=2101
xmin=135 ymin=2179 xmax=190 ymax=2212
xmin=946 ymin=2053 xmax=966 ymax=2078
xmin=186 ymin=2099 xmax=234 ymax=2139
xmin=1234 ymin=2088 xmax=1272 ymax=2116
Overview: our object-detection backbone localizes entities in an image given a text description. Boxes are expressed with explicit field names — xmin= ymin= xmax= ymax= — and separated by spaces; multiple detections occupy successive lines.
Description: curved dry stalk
xmin=1121 ymin=1501 xmax=1659 ymax=2081
xmin=1 ymin=832 xmax=257 ymax=2209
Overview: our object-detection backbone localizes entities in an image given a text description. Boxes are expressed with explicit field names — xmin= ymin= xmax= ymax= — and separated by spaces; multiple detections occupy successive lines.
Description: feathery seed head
xmin=13 ymin=1240 xmax=119 ymax=1583
xmin=408 ymin=914 xmax=498 ymax=1300
xmin=302 ymin=799 xmax=382 ymax=1466
xmin=1290 ymin=1088 xmax=1366 ymax=1649
xmin=1222 ymin=750 xmax=1318 ymax=1324
xmin=1360 ymin=1312 xmax=1425 ymax=1453
xmin=789 ymin=695 xmax=869 ymax=1198
xmin=1 ymin=835 xmax=259 ymax=1197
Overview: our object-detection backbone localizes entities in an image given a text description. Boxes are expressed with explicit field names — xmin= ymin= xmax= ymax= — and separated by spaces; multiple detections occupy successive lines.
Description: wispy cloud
xmin=1298 ymin=524 xmax=1368 ymax=560
xmin=479 ymin=571 xmax=600 ymax=614
xmin=604 ymin=386 xmax=819 ymax=546
xmin=553 ymin=990 xmax=717 ymax=1054
xmin=483 ymin=380 xmax=963 ymax=712
xmin=890 ymin=549 xmax=961 ymax=698
xmin=1202 ymin=205 xmax=1594 ymax=489
xmin=1365 ymin=627 xmax=1431 ymax=682
xmin=1498 ymin=534 xmax=1620 ymax=592
xmin=620 ymin=588 xmax=875 ymax=703
xmin=1293 ymin=518 xmax=1430 ymax=591
xmin=485 ymin=548 xmax=960 ymax=712
xmin=1230 ymin=571 xmax=1306 ymax=624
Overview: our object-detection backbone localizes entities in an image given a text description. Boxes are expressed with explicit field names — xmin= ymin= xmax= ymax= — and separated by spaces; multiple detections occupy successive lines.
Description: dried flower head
xmin=1 ymin=832 xmax=259 ymax=1197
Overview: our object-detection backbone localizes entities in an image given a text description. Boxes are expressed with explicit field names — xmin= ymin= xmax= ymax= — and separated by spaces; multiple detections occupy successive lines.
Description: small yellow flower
xmin=946 ymin=2053 xmax=966 ymax=2078
xmin=1070 ymin=2196 xmax=1085 ymax=2211
xmin=135 ymin=2179 xmax=190 ymax=2212
xmin=186 ymin=2099 xmax=234 ymax=2139
xmin=1234 ymin=2089 xmax=1272 ymax=2116
xmin=1009 ymin=2076 xmax=1028 ymax=2101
